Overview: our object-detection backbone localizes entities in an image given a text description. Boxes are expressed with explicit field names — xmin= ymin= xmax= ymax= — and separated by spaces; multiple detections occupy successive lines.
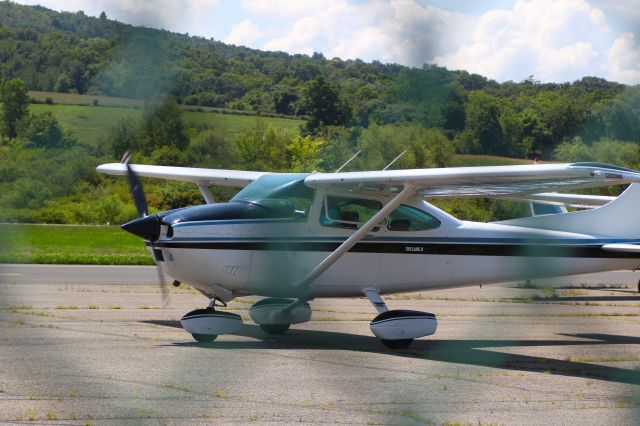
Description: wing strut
xmin=196 ymin=183 xmax=215 ymax=204
xmin=293 ymin=185 xmax=415 ymax=291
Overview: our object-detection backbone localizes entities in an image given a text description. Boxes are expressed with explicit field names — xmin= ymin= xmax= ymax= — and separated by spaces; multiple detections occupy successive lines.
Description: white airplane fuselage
xmin=154 ymin=195 xmax=640 ymax=300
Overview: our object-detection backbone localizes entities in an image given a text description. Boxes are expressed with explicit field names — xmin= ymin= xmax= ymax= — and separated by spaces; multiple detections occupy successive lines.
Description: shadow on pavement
xmin=141 ymin=320 xmax=640 ymax=386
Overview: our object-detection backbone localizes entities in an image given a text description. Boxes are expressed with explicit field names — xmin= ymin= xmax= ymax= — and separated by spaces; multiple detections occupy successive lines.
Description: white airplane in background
xmin=97 ymin=160 xmax=640 ymax=349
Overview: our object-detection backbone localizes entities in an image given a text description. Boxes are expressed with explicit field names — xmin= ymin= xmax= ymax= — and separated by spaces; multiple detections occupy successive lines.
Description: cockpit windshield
xmin=231 ymin=173 xmax=313 ymax=219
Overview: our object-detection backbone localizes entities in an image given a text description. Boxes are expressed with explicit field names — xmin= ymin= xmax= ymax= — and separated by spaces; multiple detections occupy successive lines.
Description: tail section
xmin=497 ymin=183 xmax=640 ymax=239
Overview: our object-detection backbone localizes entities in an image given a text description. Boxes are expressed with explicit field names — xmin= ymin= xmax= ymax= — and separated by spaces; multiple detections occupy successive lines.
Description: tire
xmin=381 ymin=338 xmax=413 ymax=349
xmin=192 ymin=333 xmax=218 ymax=343
xmin=260 ymin=324 xmax=290 ymax=335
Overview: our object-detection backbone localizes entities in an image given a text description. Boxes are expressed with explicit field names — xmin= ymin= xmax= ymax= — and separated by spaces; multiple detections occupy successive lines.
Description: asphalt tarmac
xmin=2 ymin=264 xmax=640 ymax=425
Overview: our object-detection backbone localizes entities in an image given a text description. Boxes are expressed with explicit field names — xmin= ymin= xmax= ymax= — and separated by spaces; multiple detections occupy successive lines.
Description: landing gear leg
xmin=363 ymin=288 xmax=389 ymax=314
xmin=363 ymin=288 xmax=414 ymax=349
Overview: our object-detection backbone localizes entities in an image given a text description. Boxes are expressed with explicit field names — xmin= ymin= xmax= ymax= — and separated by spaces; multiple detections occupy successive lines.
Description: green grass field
xmin=451 ymin=154 xmax=541 ymax=167
xmin=29 ymin=90 xmax=146 ymax=108
xmin=0 ymin=224 xmax=153 ymax=265
xmin=29 ymin=101 xmax=303 ymax=147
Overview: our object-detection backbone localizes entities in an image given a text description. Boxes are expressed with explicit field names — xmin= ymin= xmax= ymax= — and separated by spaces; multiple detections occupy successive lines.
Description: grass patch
xmin=26 ymin=410 xmax=37 ymax=421
xmin=29 ymin=101 xmax=302 ymax=148
xmin=0 ymin=223 xmax=152 ymax=265
xmin=163 ymin=383 xmax=191 ymax=393
xmin=213 ymin=389 xmax=229 ymax=399
xmin=451 ymin=154 xmax=536 ymax=167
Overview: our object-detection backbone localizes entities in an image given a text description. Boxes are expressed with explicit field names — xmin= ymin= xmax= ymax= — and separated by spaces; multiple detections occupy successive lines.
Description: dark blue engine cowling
xmin=121 ymin=200 xmax=295 ymax=241
xmin=162 ymin=200 xmax=294 ymax=225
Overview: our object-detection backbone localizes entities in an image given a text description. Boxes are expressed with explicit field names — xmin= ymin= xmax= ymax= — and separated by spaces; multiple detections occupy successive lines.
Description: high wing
xmin=97 ymin=163 xmax=267 ymax=188
xmin=305 ymin=162 xmax=640 ymax=198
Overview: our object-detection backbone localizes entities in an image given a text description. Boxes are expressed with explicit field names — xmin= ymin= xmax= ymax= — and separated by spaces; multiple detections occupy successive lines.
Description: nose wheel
xmin=381 ymin=339 xmax=413 ymax=349
xmin=260 ymin=324 xmax=290 ymax=335
xmin=192 ymin=333 xmax=218 ymax=343
xmin=181 ymin=296 xmax=242 ymax=343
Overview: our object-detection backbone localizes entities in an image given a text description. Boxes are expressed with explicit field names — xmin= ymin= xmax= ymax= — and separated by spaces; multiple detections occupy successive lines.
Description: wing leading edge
xmin=304 ymin=162 xmax=640 ymax=198
xmin=96 ymin=163 xmax=267 ymax=188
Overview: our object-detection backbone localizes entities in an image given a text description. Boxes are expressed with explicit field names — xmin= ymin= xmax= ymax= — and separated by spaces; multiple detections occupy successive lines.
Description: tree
xmin=464 ymin=91 xmax=504 ymax=155
xmin=303 ymin=76 xmax=351 ymax=133
xmin=139 ymin=98 xmax=188 ymax=155
xmin=285 ymin=135 xmax=323 ymax=172
xmin=108 ymin=117 xmax=138 ymax=158
xmin=355 ymin=124 xmax=453 ymax=170
xmin=21 ymin=112 xmax=69 ymax=148
xmin=0 ymin=78 xmax=29 ymax=140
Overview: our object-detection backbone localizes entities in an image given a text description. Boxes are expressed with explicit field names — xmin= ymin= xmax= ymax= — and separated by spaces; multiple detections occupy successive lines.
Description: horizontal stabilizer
xmin=523 ymin=192 xmax=615 ymax=208
xmin=601 ymin=244 xmax=640 ymax=253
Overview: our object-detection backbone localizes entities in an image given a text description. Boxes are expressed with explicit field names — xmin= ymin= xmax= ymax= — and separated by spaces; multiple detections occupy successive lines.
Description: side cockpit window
xmin=319 ymin=196 xmax=440 ymax=232
xmin=320 ymin=196 xmax=382 ymax=229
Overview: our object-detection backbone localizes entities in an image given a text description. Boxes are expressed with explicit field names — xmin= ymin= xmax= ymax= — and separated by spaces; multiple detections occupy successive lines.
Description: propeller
xmin=121 ymin=151 xmax=169 ymax=305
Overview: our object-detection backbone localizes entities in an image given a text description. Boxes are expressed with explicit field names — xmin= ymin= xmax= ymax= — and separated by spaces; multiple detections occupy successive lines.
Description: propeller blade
xmin=121 ymin=151 xmax=168 ymax=305
xmin=126 ymin=162 xmax=148 ymax=217
xmin=122 ymin=152 xmax=148 ymax=217
xmin=154 ymin=253 xmax=170 ymax=307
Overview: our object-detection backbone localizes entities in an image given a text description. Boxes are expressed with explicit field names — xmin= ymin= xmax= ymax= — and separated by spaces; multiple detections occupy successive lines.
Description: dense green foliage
xmin=0 ymin=77 xmax=28 ymax=139
xmin=1 ymin=1 xmax=639 ymax=228
xmin=1 ymin=1 xmax=636 ymax=149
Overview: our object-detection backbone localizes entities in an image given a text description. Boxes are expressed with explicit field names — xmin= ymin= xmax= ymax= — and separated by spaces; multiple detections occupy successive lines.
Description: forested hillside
xmin=0 ymin=1 xmax=639 ymax=225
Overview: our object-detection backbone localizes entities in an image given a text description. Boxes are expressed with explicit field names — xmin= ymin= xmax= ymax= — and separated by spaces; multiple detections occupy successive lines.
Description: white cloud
xmin=434 ymin=0 xmax=611 ymax=82
xmin=15 ymin=0 xmax=221 ymax=37
xmin=241 ymin=0 xmax=339 ymax=19
xmin=244 ymin=0 xmax=461 ymax=66
xmin=234 ymin=0 xmax=628 ymax=83
xmin=604 ymin=32 xmax=640 ymax=84
xmin=224 ymin=19 xmax=262 ymax=46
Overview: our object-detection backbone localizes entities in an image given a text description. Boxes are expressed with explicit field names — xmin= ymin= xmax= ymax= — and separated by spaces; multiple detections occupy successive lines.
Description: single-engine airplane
xmin=97 ymin=160 xmax=640 ymax=349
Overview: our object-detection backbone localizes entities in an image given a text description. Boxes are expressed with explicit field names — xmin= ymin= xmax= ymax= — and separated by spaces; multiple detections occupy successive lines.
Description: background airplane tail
xmin=497 ymin=183 xmax=640 ymax=239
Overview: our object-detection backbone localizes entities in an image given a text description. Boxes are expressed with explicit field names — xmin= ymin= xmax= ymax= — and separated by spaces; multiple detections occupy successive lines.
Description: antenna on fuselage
xmin=334 ymin=150 xmax=362 ymax=173
xmin=382 ymin=149 xmax=407 ymax=171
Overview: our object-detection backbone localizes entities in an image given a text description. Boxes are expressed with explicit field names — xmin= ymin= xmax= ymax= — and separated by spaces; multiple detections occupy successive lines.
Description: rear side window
xmin=531 ymin=202 xmax=563 ymax=216
xmin=386 ymin=205 xmax=441 ymax=231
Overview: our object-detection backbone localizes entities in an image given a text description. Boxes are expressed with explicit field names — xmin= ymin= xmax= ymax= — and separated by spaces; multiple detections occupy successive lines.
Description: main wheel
xmin=260 ymin=324 xmax=290 ymax=335
xmin=381 ymin=338 xmax=414 ymax=349
xmin=192 ymin=333 xmax=218 ymax=343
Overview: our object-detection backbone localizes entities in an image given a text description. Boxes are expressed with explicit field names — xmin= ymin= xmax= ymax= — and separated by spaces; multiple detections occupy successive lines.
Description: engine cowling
xmin=249 ymin=298 xmax=312 ymax=325
xmin=370 ymin=310 xmax=437 ymax=340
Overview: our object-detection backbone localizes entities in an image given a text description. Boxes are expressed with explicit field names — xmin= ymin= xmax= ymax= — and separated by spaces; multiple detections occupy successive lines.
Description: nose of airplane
xmin=121 ymin=214 xmax=161 ymax=241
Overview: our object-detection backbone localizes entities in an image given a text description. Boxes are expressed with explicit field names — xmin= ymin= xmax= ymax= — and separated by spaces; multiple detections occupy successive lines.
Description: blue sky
xmin=14 ymin=0 xmax=640 ymax=84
